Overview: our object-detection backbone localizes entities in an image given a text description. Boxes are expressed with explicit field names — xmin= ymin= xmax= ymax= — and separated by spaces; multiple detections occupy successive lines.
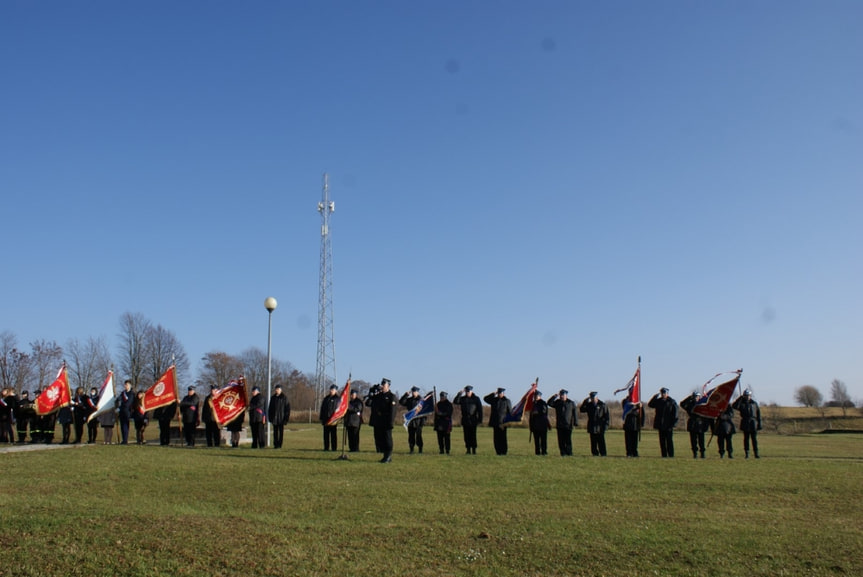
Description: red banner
xmin=211 ymin=381 xmax=248 ymax=426
xmin=693 ymin=376 xmax=740 ymax=419
xmin=141 ymin=366 xmax=179 ymax=411
xmin=35 ymin=365 xmax=72 ymax=415
xmin=325 ymin=378 xmax=352 ymax=426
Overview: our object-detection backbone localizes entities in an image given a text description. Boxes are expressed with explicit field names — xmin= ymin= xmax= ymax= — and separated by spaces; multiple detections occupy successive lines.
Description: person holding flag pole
xmin=324 ymin=375 xmax=352 ymax=460
xmin=615 ymin=358 xmax=643 ymax=458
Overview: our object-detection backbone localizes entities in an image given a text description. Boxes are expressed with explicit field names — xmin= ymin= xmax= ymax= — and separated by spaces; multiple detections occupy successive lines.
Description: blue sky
xmin=2 ymin=1 xmax=861 ymax=405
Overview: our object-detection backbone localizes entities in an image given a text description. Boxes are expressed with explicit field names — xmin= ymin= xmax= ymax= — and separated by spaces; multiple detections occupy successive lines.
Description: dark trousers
xmin=407 ymin=425 xmax=423 ymax=452
xmin=658 ymin=429 xmax=674 ymax=457
xmin=158 ymin=420 xmax=172 ymax=445
xmin=624 ymin=429 xmax=640 ymax=457
xmin=437 ymin=430 xmax=451 ymax=454
xmin=251 ymin=422 xmax=265 ymax=448
xmin=556 ymin=428 xmax=573 ymax=456
xmin=589 ymin=432 xmax=606 ymax=456
xmin=742 ymin=430 xmax=758 ymax=456
xmin=347 ymin=426 xmax=361 ymax=452
xmin=532 ymin=429 xmax=548 ymax=455
xmin=183 ymin=423 xmax=196 ymax=446
xmin=119 ymin=416 xmax=131 ymax=444
xmin=272 ymin=424 xmax=284 ymax=448
xmin=374 ymin=426 xmax=393 ymax=458
xmin=17 ymin=420 xmax=30 ymax=443
xmin=689 ymin=430 xmax=706 ymax=457
xmin=492 ymin=426 xmax=508 ymax=455
xmin=717 ymin=434 xmax=733 ymax=457
xmin=205 ymin=421 xmax=221 ymax=447
xmin=61 ymin=423 xmax=72 ymax=444
xmin=87 ymin=420 xmax=99 ymax=443
xmin=462 ymin=425 xmax=477 ymax=451
xmin=73 ymin=418 xmax=86 ymax=443
xmin=323 ymin=425 xmax=338 ymax=450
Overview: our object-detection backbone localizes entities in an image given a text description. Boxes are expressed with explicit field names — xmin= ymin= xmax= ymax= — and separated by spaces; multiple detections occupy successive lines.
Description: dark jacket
xmin=434 ymin=399 xmax=453 ymax=433
xmin=548 ymin=395 xmax=578 ymax=430
xmin=622 ymin=401 xmax=645 ymax=431
xmin=117 ymin=388 xmax=135 ymax=419
xmin=399 ymin=393 xmax=425 ymax=429
xmin=154 ymin=402 xmax=177 ymax=425
xmin=680 ymin=394 xmax=713 ymax=433
xmin=579 ymin=398 xmax=610 ymax=434
xmin=648 ymin=394 xmax=679 ymax=431
xmin=732 ymin=396 xmax=761 ymax=433
xmin=483 ymin=393 xmax=512 ymax=429
xmin=453 ymin=392 xmax=483 ymax=427
xmin=345 ymin=397 xmax=364 ymax=428
xmin=529 ymin=399 xmax=550 ymax=432
xmin=179 ymin=393 xmax=201 ymax=426
xmin=713 ymin=405 xmax=736 ymax=436
xmin=319 ymin=393 xmax=340 ymax=424
xmin=248 ymin=393 xmax=266 ymax=424
xmin=268 ymin=393 xmax=291 ymax=426
xmin=369 ymin=390 xmax=397 ymax=429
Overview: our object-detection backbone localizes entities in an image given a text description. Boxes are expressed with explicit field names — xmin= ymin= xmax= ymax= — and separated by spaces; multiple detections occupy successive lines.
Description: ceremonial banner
xmin=325 ymin=377 xmax=352 ymax=427
xmin=403 ymin=391 xmax=435 ymax=429
xmin=502 ymin=380 xmax=538 ymax=426
xmin=693 ymin=375 xmax=740 ymax=419
xmin=88 ymin=370 xmax=116 ymax=423
xmin=210 ymin=380 xmax=248 ymax=426
xmin=141 ymin=366 xmax=179 ymax=411
xmin=615 ymin=366 xmax=641 ymax=421
xmin=35 ymin=365 xmax=72 ymax=415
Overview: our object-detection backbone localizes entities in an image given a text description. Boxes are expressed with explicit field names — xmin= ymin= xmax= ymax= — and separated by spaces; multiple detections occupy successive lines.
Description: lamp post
xmin=264 ymin=296 xmax=278 ymax=448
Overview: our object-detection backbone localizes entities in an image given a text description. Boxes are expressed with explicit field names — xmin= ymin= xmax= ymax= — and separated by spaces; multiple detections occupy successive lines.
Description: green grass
xmin=2 ymin=427 xmax=861 ymax=577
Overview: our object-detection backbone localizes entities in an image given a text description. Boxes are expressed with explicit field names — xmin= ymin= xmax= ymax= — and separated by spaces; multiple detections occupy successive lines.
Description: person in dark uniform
xmin=622 ymin=395 xmax=644 ymax=457
xmin=202 ymin=385 xmax=220 ymax=447
xmin=529 ymin=390 xmax=550 ymax=456
xmin=248 ymin=386 xmax=266 ymax=449
xmin=319 ymin=384 xmax=340 ymax=451
xmin=71 ymin=387 xmax=91 ymax=444
xmin=368 ymin=378 xmax=397 ymax=463
xmin=226 ymin=410 xmax=245 ymax=448
xmin=399 ymin=386 xmax=426 ymax=454
xmin=548 ymin=389 xmax=578 ymax=456
xmin=732 ymin=389 xmax=762 ymax=458
xmin=453 ymin=386 xmax=483 ymax=454
xmin=179 ymin=385 xmax=201 ymax=447
xmin=648 ymin=387 xmax=679 ymax=458
xmin=154 ymin=401 xmax=177 ymax=446
xmin=132 ymin=391 xmax=148 ymax=445
xmin=267 ymin=384 xmax=291 ymax=449
xmin=117 ymin=380 xmax=135 ymax=445
xmin=580 ymin=391 xmax=609 ymax=456
xmin=713 ymin=404 xmax=736 ymax=458
xmin=345 ymin=389 xmax=364 ymax=452
xmin=85 ymin=387 xmax=100 ymax=444
xmin=680 ymin=390 xmax=713 ymax=459
xmin=434 ymin=391 xmax=453 ymax=455
xmin=0 ymin=388 xmax=14 ymax=443
xmin=14 ymin=391 xmax=35 ymax=443
xmin=483 ymin=388 xmax=511 ymax=456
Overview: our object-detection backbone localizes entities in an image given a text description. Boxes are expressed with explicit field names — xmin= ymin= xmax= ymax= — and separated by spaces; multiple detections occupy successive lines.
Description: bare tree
xmin=144 ymin=324 xmax=190 ymax=389
xmin=66 ymin=337 xmax=112 ymax=393
xmin=830 ymin=379 xmax=851 ymax=417
xmin=29 ymin=339 xmax=64 ymax=391
xmin=196 ymin=351 xmax=245 ymax=391
xmin=117 ymin=312 xmax=152 ymax=389
xmin=0 ymin=331 xmax=31 ymax=392
xmin=794 ymin=385 xmax=823 ymax=408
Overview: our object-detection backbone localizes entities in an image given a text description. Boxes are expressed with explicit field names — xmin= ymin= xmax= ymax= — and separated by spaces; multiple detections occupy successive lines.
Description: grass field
xmin=2 ymin=426 xmax=861 ymax=577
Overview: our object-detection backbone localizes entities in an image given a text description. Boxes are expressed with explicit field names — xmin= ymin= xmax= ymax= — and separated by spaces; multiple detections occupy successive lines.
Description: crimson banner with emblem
xmin=35 ymin=365 xmax=72 ymax=415
xmin=210 ymin=380 xmax=248 ymax=426
xmin=141 ymin=366 xmax=179 ymax=411
xmin=325 ymin=377 xmax=352 ymax=427
xmin=693 ymin=375 xmax=740 ymax=419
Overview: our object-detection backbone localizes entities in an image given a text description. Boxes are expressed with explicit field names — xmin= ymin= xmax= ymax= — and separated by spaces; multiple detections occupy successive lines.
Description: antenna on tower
xmin=315 ymin=173 xmax=337 ymax=413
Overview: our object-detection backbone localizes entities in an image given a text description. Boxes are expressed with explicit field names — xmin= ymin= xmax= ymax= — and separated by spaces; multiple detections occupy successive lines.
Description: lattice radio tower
xmin=315 ymin=173 xmax=337 ymax=410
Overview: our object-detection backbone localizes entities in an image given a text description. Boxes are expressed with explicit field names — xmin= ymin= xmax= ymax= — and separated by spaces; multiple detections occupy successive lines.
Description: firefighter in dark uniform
xmin=580 ymin=391 xmax=609 ymax=456
xmin=368 ymin=378 xmax=397 ymax=463
xmin=483 ymin=388 xmax=512 ymax=456
xmin=529 ymin=390 xmax=550 ymax=456
xmin=345 ymin=389 xmax=364 ymax=452
xmin=648 ymin=387 xmax=679 ymax=458
xmin=179 ymin=385 xmax=201 ymax=447
xmin=434 ymin=391 xmax=453 ymax=455
xmin=548 ymin=389 xmax=578 ymax=456
xmin=14 ymin=391 xmax=35 ymax=443
xmin=117 ymin=380 xmax=135 ymax=445
xmin=319 ymin=384 xmax=340 ymax=451
xmin=202 ymin=385 xmax=220 ymax=447
xmin=399 ymin=386 xmax=426 ymax=454
xmin=622 ymin=396 xmax=644 ymax=457
xmin=267 ymin=384 xmax=290 ymax=449
xmin=680 ymin=390 xmax=713 ymax=459
xmin=732 ymin=389 xmax=762 ymax=458
xmin=248 ymin=386 xmax=267 ymax=449
xmin=453 ymin=386 xmax=483 ymax=454
xmin=713 ymin=404 xmax=736 ymax=458
xmin=154 ymin=401 xmax=177 ymax=446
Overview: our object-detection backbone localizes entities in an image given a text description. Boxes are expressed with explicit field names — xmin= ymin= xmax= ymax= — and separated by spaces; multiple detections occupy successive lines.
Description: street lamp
xmin=264 ymin=296 xmax=278 ymax=448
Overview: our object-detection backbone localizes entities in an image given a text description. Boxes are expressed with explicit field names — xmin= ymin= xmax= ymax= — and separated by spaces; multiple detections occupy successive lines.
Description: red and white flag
xmin=693 ymin=372 xmax=741 ymax=419
xmin=141 ymin=366 xmax=179 ymax=411
xmin=325 ymin=376 xmax=352 ymax=427
xmin=88 ymin=370 xmax=116 ymax=422
xmin=35 ymin=364 xmax=72 ymax=415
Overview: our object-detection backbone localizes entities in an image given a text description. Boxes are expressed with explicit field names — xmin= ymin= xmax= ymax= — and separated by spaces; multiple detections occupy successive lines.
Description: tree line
xmin=794 ymin=380 xmax=856 ymax=416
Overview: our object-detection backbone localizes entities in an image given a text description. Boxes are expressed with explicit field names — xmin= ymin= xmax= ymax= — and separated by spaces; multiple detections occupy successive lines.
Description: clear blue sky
xmin=2 ymin=1 xmax=861 ymax=405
